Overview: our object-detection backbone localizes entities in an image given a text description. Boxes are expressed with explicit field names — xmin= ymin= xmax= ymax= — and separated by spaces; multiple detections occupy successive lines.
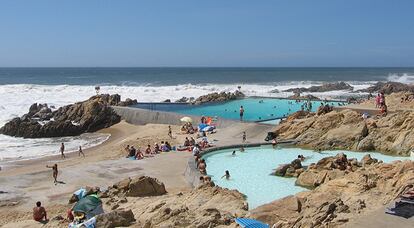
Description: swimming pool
xmin=134 ymin=98 xmax=345 ymax=122
xmin=203 ymin=146 xmax=408 ymax=209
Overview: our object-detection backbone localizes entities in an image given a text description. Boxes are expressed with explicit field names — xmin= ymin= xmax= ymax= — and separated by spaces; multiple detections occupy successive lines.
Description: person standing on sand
xmin=78 ymin=146 xmax=85 ymax=157
xmin=239 ymin=106 xmax=244 ymax=121
xmin=46 ymin=164 xmax=58 ymax=183
xmin=168 ymin=125 xmax=172 ymax=139
xmin=33 ymin=201 xmax=47 ymax=222
xmin=242 ymin=131 xmax=246 ymax=143
xmin=60 ymin=143 xmax=65 ymax=159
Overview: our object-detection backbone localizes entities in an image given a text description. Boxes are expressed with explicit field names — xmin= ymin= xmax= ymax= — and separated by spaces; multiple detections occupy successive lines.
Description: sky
xmin=0 ymin=0 xmax=414 ymax=67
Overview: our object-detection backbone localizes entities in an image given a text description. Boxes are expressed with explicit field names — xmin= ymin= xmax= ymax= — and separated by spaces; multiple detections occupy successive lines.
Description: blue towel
xmin=235 ymin=218 xmax=269 ymax=228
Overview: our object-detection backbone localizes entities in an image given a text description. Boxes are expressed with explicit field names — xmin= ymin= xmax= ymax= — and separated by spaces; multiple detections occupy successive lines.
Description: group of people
xmin=125 ymin=141 xmax=173 ymax=160
xmin=375 ymin=92 xmax=387 ymax=116
xmin=58 ymin=143 xmax=85 ymax=159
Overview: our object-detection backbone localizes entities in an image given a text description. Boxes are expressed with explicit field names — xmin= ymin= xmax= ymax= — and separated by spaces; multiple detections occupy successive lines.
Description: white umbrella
xmin=180 ymin=116 xmax=193 ymax=123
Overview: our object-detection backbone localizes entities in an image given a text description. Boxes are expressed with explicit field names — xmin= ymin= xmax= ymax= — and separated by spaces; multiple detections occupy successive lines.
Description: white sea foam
xmin=387 ymin=73 xmax=414 ymax=84
xmin=0 ymin=82 xmax=371 ymax=161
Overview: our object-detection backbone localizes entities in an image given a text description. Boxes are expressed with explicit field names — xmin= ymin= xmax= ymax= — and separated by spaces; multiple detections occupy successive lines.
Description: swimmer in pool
xmin=221 ymin=170 xmax=230 ymax=180
xmin=232 ymin=150 xmax=236 ymax=156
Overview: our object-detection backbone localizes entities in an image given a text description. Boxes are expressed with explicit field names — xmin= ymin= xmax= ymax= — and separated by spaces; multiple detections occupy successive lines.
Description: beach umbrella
xmin=235 ymin=218 xmax=269 ymax=228
xmin=180 ymin=116 xmax=193 ymax=123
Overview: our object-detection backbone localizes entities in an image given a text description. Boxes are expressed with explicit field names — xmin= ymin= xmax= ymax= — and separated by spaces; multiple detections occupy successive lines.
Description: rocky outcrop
xmin=130 ymin=184 xmax=248 ymax=227
xmin=0 ymin=94 xmax=136 ymax=138
xmin=250 ymin=160 xmax=414 ymax=227
xmin=274 ymin=109 xmax=414 ymax=156
xmin=288 ymin=94 xmax=321 ymax=100
xmin=95 ymin=209 xmax=136 ymax=228
xmin=105 ymin=176 xmax=167 ymax=198
xmin=358 ymin=81 xmax=414 ymax=94
xmin=192 ymin=91 xmax=245 ymax=105
xmin=284 ymin=82 xmax=353 ymax=93
xmin=274 ymin=158 xmax=304 ymax=177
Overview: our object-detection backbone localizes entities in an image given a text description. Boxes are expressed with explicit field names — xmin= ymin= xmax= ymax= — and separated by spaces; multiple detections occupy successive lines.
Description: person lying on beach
xmin=78 ymin=146 xmax=85 ymax=157
xmin=33 ymin=201 xmax=48 ymax=222
xmin=46 ymin=164 xmax=58 ymax=183
xmin=221 ymin=170 xmax=230 ymax=180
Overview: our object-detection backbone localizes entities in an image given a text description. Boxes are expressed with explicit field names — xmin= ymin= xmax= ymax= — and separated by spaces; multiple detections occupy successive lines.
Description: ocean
xmin=1 ymin=67 xmax=414 ymax=162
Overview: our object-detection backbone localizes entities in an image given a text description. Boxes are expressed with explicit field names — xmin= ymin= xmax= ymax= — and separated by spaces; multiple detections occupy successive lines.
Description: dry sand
xmin=0 ymin=120 xmax=274 ymax=226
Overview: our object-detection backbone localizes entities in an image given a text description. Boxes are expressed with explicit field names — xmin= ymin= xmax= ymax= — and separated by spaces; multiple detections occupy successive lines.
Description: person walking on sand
xmin=168 ymin=125 xmax=173 ymax=139
xmin=239 ymin=106 xmax=244 ymax=121
xmin=242 ymin=131 xmax=246 ymax=143
xmin=46 ymin=164 xmax=58 ymax=184
xmin=60 ymin=143 xmax=65 ymax=159
xmin=78 ymin=146 xmax=85 ymax=157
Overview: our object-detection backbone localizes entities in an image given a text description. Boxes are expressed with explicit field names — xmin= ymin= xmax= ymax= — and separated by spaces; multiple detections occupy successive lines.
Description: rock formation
xmin=288 ymin=94 xmax=321 ymax=100
xmin=358 ymin=81 xmax=414 ymax=94
xmin=192 ymin=91 xmax=245 ymax=105
xmin=284 ymin=82 xmax=353 ymax=93
xmin=0 ymin=94 xmax=137 ymax=138
xmin=251 ymin=159 xmax=414 ymax=227
xmin=129 ymin=184 xmax=248 ymax=227
xmin=103 ymin=176 xmax=167 ymax=198
xmin=274 ymin=109 xmax=414 ymax=156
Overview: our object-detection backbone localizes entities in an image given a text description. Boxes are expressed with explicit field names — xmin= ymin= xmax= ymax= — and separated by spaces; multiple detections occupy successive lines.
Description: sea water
xmin=203 ymin=145 xmax=409 ymax=209
xmin=0 ymin=67 xmax=413 ymax=161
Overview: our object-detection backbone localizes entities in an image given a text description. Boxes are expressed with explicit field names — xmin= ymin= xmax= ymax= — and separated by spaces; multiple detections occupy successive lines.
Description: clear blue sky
xmin=1 ymin=0 xmax=413 ymax=67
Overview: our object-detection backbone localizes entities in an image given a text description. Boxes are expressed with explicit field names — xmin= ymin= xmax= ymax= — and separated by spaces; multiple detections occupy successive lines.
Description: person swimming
xmin=221 ymin=170 xmax=230 ymax=180
xmin=232 ymin=150 xmax=236 ymax=156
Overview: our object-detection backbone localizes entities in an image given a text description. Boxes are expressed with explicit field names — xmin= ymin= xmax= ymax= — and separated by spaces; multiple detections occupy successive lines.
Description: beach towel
xmin=235 ymin=218 xmax=269 ymax=228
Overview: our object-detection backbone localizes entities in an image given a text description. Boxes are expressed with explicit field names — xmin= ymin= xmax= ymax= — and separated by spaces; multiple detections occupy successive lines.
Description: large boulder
xmin=107 ymin=176 xmax=167 ymax=197
xmin=192 ymin=91 xmax=245 ymax=105
xmin=0 ymin=94 xmax=136 ymax=138
xmin=358 ymin=81 xmax=414 ymax=94
xmin=284 ymin=82 xmax=353 ymax=93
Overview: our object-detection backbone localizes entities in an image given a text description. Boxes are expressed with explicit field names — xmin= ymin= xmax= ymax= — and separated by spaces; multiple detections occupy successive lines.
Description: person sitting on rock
xmin=189 ymin=137 xmax=196 ymax=146
xmin=154 ymin=143 xmax=160 ymax=153
xmin=198 ymin=159 xmax=207 ymax=174
xmin=127 ymin=146 xmax=136 ymax=158
xmin=33 ymin=201 xmax=47 ymax=222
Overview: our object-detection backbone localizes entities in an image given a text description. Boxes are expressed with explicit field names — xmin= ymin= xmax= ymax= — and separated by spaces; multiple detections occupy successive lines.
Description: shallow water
xmin=203 ymin=146 xmax=409 ymax=209
xmin=136 ymin=98 xmax=345 ymax=122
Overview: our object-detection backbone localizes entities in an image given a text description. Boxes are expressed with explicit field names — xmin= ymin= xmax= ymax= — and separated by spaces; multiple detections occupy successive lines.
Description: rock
xmin=131 ymin=184 xmax=248 ymax=227
xmin=192 ymin=91 xmax=245 ymax=105
xmin=284 ymin=82 xmax=354 ymax=93
xmin=251 ymin=160 xmax=414 ymax=227
xmin=358 ymin=81 xmax=414 ymax=94
xmin=162 ymin=99 xmax=171 ymax=103
xmin=126 ymin=176 xmax=167 ymax=197
xmin=107 ymin=176 xmax=167 ymax=197
xmin=0 ymin=94 xmax=137 ymax=138
xmin=274 ymin=159 xmax=302 ymax=177
xmin=175 ymin=97 xmax=189 ymax=103
xmin=274 ymin=109 xmax=414 ymax=156
xmin=95 ymin=209 xmax=135 ymax=228
xmin=361 ymin=154 xmax=378 ymax=166
xmin=288 ymin=94 xmax=321 ymax=100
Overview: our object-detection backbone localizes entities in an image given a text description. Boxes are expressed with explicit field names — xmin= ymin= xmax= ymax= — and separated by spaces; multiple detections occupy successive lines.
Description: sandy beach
xmin=0 ymin=119 xmax=274 ymax=226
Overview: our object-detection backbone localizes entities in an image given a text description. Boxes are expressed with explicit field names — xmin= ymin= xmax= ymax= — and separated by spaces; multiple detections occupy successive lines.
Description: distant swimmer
xmin=221 ymin=170 xmax=231 ymax=180
xmin=232 ymin=150 xmax=236 ymax=156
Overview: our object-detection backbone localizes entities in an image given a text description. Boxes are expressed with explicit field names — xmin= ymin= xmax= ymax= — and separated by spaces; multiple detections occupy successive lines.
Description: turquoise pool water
xmin=135 ymin=98 xmax=345 ymax=122
xmin=203 ymin=146 xmax=408 ymax=209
